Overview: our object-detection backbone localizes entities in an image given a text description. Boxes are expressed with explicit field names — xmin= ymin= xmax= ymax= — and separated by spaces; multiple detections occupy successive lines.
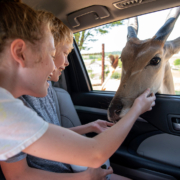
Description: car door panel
xmin=71 ymin=92 xmax=180 ymax=179
xmin=64 ymin=21 xmax=180 ymax=179
xmin=141 ymin=95 xmax=180 ymax=136
xmin=137 ymin=133 xmax=180 ymax=167
xmin=72 ymin=92 xmax=180 ymax=135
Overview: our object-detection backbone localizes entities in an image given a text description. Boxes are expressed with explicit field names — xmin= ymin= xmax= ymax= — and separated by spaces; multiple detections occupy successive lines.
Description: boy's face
xmin=51 ymin=43 xmax=71 ymax=82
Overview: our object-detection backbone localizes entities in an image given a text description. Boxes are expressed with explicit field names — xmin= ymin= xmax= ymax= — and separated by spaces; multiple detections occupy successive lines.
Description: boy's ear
xmin=10 ymin=39 xmax=26 ymax=67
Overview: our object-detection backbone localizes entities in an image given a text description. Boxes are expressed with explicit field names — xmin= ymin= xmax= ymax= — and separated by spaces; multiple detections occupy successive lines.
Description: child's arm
xmin=68 ymin=120 xmax=114 ymax=135
xmin=23 ymin=89 xmax=155 ymax=168
xmin=1 ymin=158 xmax=112 ymax=180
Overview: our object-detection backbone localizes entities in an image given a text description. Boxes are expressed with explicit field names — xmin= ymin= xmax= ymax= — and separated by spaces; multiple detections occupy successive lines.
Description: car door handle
xmin=172 ymin=118 xmax=180 ymax=131
xmin=172 ymin=122 xmax=180 ymax=131
xmin=67 ymin=5 xmax=110 ymax=28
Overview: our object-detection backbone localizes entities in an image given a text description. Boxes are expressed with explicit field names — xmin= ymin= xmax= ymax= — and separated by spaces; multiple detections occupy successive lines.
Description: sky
xmin=81 ymin=8 xmax=180 ymax=55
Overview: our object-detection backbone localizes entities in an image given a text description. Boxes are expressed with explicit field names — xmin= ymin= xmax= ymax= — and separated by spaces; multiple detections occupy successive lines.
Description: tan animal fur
xmin=108 ymin=7 xmax=180 ymax=122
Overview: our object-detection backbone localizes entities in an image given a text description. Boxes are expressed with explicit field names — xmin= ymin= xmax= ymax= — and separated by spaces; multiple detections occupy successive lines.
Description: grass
xmin=118 ymin=59 xmax=122 ymax=68
xmin=111 ymin=72 xmax=121 ymax=79
xmin=90 ymin=73 xmax=95 ymax=79
xmin=90 ymin=59 xmax=95 ymax=64
xmin=175 ymin=91 xmax=180 ymax=95
xmin=174 ymin=59 xmax=180 ymax=66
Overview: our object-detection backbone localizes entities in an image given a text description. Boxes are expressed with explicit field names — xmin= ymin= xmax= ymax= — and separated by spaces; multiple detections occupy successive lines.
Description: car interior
xmin=1 ymin=0 xmax=180 ymax=180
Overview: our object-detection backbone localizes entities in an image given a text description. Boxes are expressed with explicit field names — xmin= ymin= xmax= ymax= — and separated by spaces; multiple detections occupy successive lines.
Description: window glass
xmin=74 ymin=8 xmax=180 ymax=95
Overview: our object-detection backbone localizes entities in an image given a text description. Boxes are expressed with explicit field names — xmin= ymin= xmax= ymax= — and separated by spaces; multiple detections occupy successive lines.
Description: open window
xmin=74 ymin=8 xmax=180 ymax=95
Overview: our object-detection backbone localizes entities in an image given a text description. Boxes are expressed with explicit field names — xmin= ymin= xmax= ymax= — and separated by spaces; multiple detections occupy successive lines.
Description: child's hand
xmin=86 ymin=166 xmax=113 ymax=180
xmin=132 ymin=89 xmax=156 ymax=115
xmin=91 ymin=120 xmax=114 ymax=134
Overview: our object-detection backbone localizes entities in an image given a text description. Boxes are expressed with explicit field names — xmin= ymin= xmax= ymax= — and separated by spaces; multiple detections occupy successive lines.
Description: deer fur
xmin=108 ymin=7 xmax=180 ymax=122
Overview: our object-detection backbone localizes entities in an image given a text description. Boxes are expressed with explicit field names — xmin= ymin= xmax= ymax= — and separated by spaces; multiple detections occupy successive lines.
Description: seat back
xmin=52 ymin=87 xmax=82 ymax=128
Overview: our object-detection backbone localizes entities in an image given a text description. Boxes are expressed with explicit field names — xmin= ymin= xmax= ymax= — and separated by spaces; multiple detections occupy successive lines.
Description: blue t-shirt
xmin=7 ymin=82 xmax=72 ymax=173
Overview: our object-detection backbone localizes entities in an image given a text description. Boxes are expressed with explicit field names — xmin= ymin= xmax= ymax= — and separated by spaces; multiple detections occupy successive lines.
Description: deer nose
xmin=108 ymin=104 xmax=123 ymax=121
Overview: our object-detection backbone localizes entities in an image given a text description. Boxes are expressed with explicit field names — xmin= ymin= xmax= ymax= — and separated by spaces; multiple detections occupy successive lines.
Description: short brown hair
xmin=0 ymin=0 xmax=42 ymax=54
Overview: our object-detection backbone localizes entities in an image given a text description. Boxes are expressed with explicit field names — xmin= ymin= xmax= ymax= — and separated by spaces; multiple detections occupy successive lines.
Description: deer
xmin=107 ymin=6 xmax=180 ymax=122
xmin=101 ymin=55 xmax=119 ymax=91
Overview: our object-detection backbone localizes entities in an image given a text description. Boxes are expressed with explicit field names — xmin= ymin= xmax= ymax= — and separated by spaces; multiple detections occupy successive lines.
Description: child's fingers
xmin=148 ymin=94 xmax=156 ymax=102
xmin=104 ymin=166 xmax=113 ymax=175
xmin=148 ymin=101 xmax=155 ymax=111
xmin=106 ymin=122 xmax=114 ymax=127
xmin=143 ymin=88 xmax=150 ymax=97
xmin=145 ymin=91 xmax=156 ymax=101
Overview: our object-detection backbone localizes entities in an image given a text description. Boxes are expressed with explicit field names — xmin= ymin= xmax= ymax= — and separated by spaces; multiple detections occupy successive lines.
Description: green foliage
xmin=174 ymin=59 xmax=180 ymax=66
xmin=118 ymin=59 xmax=122 ymax=68
xmin=74 ymin=20 xmax=123 ymax=51
xmin=90 ymin=73 xmax=95 ymax=79
xmin=105 ymin=70 xmax=110 ymax=75
xmin=90 ymin=59 xmax=95 ymax=64
xmin=89 ymin=55 xmax=96 ymax=59
xmin=87 ymin=69 xmax=92 ymax=74
xmin=105 ymin=51 xmax=121 ymax=56
xmin=89 ymin=54 xmax=101 ymax=60
xmin=82 ymin=56 xmax=88 ymax=60
xmin=175 ymin=91 xmax=180 ymax=95
xmin=87 ymin=69 xmax=95 ymax=79
xmin=104 ymin=65 xmax=110 ymax=75
xmin=111 ymin=72 xmax=121 ymax=79
xmin=99 ymin=69 xmax=110 ymax=80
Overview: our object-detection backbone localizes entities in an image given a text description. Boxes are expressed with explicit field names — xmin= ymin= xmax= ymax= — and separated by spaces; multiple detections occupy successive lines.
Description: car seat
xmin=51 ymin=87 xmax=82 ymax=128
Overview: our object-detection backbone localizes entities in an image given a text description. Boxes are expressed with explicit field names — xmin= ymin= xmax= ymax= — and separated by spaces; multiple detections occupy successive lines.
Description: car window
xmin=74 ymin=8 xmax=180 ymax=94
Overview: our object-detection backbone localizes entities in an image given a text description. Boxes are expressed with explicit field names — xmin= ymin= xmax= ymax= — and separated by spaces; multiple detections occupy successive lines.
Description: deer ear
xmin=164 ymin=37 xmax=180 ymax=61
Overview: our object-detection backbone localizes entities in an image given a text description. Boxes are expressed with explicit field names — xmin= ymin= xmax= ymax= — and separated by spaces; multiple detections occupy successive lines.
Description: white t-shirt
xmin=0 ymin=87 xmax=49 ymax=161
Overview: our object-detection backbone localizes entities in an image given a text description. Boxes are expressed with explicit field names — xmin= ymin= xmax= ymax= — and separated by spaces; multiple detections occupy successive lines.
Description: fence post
xmin=102 ymin=44 xmax=105 ymax=84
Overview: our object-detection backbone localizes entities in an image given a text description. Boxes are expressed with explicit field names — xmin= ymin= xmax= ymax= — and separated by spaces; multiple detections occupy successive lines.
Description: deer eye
xmin=150 ymin=57 xmax=161 ymax=65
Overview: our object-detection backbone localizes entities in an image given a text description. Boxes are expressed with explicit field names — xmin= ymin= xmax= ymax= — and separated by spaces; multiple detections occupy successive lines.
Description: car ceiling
xmin=23 ymin=0 xmax=180 ymax=33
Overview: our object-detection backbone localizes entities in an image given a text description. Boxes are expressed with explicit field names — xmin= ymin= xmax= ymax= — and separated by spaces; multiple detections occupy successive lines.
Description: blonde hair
xmin=53 ymin=17 xmax=73 ymax=51
xmin=0 ymin=0 xmax=42 ymax=54
xmin=37 ymin=10 xmax=73 ymax=52
xmin=37 ymin=10 xmax=57 ymax=40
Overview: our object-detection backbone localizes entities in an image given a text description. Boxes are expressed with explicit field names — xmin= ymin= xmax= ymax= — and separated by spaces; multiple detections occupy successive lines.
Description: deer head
xmin=108 ymin=7 xmax=180 ymax=122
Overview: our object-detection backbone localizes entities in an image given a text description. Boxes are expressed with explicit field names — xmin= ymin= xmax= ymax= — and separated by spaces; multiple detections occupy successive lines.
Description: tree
xmin=74 ymin=21 xmax=122 ymax=51
xmin=174 ymin=59 xmax=180 ymax=66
